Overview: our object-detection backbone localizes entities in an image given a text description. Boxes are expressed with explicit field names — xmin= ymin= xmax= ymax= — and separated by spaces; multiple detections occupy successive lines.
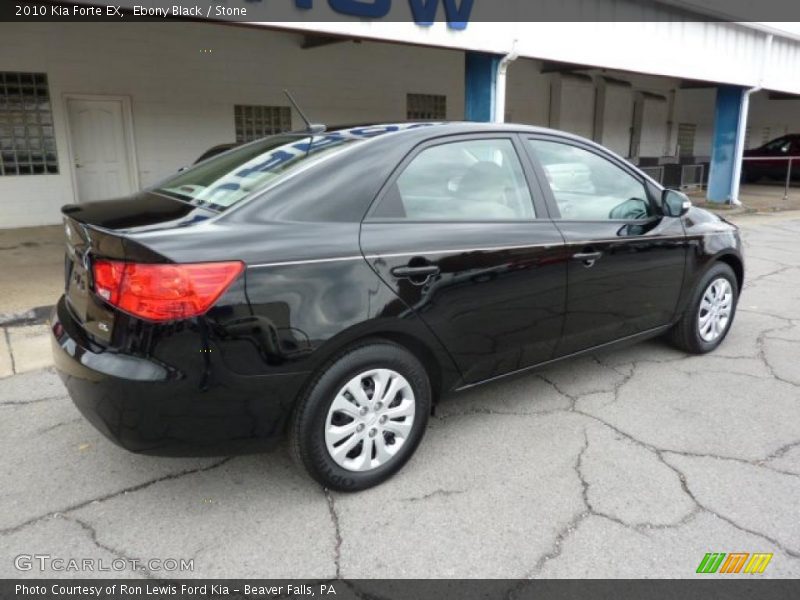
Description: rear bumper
xmin=51 ymin=297 xmax=308 ymax=456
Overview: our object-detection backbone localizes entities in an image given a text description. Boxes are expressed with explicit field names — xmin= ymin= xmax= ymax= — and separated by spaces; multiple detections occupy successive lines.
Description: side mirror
xmin=662 ymin=189 xmax=692 ymax=218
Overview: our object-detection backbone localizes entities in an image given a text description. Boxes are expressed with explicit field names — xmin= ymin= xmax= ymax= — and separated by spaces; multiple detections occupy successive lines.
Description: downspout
xmin=731 ymin=32 xmax=773 ymax=204
xmin=493 ymin=40 xmax=519 ymax=123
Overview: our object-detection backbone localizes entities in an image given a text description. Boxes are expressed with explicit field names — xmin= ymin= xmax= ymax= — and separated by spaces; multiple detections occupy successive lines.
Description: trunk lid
xmin=61 ymin=192 xmax=217 ymax=344
xmin=63 ymin=218 xmax=121 ymax=345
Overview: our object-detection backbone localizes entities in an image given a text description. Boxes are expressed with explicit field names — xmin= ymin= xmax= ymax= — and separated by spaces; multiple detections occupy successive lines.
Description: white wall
xmin=747 ymin=92 xmax=800 ymax=148
xmin=0 ymin=22 xmax=465 ymax=228
xmin=268 ymin=20 xmax=800 ymax=95
xmin=504 ymin=59 xmax=550 ymax=126
xmin=3 ymin=21 xmax=800 ymax=228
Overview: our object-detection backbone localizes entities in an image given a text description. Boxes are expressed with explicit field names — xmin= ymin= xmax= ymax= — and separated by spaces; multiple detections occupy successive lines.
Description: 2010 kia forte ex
xmin=51 ymin=122 xmax=744 ymax=491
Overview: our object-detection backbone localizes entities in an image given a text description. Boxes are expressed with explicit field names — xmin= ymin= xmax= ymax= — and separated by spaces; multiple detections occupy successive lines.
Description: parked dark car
xmin=51 ymin=122 xmax=744 ymax=491
xmin=741 ymin=134 xmax=800 ymax=182
xmin=193 ymin=143 xmax=239 ymax=164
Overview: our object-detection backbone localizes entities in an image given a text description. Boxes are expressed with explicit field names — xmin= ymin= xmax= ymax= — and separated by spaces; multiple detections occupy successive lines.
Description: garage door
xmin=599 ymin=82 xmax=634 ymax=157
xmin=552 ymin=75 xmax=595 ymax=140
xmin=637 ymin=94 xmax=668 ymax=157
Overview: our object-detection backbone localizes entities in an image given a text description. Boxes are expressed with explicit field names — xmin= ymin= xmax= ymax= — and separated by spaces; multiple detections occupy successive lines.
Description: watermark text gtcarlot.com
xmin=14 ymin=554 xmax=194 ymax=573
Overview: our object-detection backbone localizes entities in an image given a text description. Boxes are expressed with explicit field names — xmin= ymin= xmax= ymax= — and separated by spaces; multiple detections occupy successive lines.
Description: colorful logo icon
xmin=696 ymin=552 xmax=773 ymax=574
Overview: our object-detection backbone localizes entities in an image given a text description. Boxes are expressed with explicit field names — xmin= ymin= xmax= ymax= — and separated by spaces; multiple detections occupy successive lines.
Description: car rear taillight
xmin=92 ymin=260 xmax=244 ymax=322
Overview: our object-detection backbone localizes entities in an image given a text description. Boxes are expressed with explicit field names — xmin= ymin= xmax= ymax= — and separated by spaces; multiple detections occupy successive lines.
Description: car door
xmin=360 ymin=134 xmax=567 ymax=385
xmin=524 ymin=135 xmax=688 ymax=357
xmin=791 ymin=137 xmax=800 ymax=179
xmin=755 ymin=136 xmax=795 ymax=179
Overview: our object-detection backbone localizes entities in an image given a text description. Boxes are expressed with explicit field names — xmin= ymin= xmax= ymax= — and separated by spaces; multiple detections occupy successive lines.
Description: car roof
xmin=762 ymin=133 xmax=800 ymax=141
xmin=244 ymin=122 xmax=602 ymax=155
xmin=301 ymin=121 xmax=601 ymax=153
xmin=325 ymin=121 xmax=571 ymax=137
xmin=324 ymin=121 xmax=635 ymax=168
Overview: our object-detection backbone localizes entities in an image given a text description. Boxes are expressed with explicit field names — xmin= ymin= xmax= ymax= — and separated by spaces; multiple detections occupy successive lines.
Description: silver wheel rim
xmin=325 ymin=369 xmax=416 ymax=472
xmin=698 ymin=277 xmax=733 ymax=343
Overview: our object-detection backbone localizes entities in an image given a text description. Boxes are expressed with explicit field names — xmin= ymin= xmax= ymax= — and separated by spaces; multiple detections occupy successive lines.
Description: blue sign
xmin=294 ymin=0 xmax=474 ymax=30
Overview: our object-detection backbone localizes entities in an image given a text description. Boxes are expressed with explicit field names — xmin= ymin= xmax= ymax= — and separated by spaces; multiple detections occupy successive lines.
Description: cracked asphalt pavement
xmin=1 ymin=215 xmax=799 ymax=579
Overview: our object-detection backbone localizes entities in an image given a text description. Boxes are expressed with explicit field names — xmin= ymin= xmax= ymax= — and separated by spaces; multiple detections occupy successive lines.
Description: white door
xmin=66 ymin=98 xmax=135 ymax=202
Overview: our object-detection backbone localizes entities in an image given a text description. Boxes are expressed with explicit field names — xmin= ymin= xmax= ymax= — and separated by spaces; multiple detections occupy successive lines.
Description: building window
xmin=0 ymin=72 xmax=58 ymax=176
xmin=407 ymin=93 xmax=447 ymax=120
xmin=234 ymin=105 xmax=292 ymax=143
xmin=677 ymin=123 xmax=696 ymax=157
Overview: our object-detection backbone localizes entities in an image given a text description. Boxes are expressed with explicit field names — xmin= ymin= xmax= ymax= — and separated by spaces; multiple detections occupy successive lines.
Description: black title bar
xmin=3 ymin=0 xmax=800 ymax=23
xmin=3 ymin=579 xmax=800 ymax=600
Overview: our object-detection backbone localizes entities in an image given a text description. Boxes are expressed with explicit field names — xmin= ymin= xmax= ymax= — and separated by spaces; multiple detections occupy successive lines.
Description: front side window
xmin=373 ymin=139 xmax=535 ymax=221
xmin=762 ymin=136 xmax=792 ymax=153
xmin=528 ymin=139 xmax=652 ymax=221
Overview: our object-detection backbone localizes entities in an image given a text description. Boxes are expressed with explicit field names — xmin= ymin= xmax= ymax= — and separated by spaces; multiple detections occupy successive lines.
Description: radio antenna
xmin=284 ymin=90 xmax=326 ymax=135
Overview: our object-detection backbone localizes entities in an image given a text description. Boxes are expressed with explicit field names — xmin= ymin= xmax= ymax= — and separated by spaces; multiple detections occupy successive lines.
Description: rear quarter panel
xmin=239 ymin=240 xmax=462 ymax=394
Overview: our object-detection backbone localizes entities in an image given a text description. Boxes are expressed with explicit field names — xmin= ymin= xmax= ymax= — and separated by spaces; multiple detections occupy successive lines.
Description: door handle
xmin=391 ymin=265 xmax=440 ymax=279
xmin=572 ymin=251 xmax=603 ymax=267
xmin=391 ymin=264 xmax=440 ymax=286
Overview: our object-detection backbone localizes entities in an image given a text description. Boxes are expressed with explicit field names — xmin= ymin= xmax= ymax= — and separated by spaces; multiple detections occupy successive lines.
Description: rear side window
xmin=372 ymin=139 xmax=535 ymax=221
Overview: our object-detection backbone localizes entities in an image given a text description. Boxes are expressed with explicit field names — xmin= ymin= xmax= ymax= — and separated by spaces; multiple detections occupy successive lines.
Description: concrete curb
xmin=690 ymin=202 xmax=756 ymax=218
xmin=0 ymin=305 xmax=53 ymax=328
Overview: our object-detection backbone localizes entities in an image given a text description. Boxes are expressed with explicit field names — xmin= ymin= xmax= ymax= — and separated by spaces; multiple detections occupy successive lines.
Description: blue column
xmin=707 ymin=85 xmax=747 ymax=203
xmin=465 ymin=52 xmax=499 ymax=122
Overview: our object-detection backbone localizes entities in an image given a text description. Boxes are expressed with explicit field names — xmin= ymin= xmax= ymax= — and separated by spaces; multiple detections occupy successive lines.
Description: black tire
xmin=289 ymin=341 xmax=431 ymax=492
xmin=668 ymin=262 xmax=739 ymax=354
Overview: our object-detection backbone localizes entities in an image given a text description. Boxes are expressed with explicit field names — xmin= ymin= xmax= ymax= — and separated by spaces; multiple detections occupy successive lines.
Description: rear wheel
xmin=669 ymin=262 xmax=739 ymax=354
xmin=289 ymin=342 xmax=431 ymax=491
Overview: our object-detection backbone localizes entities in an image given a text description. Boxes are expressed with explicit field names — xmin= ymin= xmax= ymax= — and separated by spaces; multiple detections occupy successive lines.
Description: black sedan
xmin=51 ymin=122 xmax=743 ymax=491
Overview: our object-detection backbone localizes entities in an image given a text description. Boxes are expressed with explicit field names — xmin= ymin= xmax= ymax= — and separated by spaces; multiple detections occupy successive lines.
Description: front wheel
xmin=289 ymin=342 xmax=431 ymax=492
xmin=668 ymin=262 xmax=739 ymax=354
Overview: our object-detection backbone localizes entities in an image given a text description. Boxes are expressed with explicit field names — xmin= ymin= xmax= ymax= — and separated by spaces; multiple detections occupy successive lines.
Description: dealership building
xmin=2 ymin=1 xmax=800 ymax=228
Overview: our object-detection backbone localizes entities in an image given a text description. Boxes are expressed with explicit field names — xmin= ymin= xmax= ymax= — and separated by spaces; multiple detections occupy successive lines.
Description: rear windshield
xmin=153 ymin=133 xmax=362 ymax=210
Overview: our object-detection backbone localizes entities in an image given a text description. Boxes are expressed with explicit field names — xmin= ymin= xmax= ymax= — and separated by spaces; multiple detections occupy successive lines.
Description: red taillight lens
xmin=92 ymin=260 xmax=244 ymax=322
xmin=93 ymin=260 xmax=126 ymax=305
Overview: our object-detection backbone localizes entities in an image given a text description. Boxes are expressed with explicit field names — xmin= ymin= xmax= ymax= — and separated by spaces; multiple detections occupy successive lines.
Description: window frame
xmin=233 ymin=104 xmax=292 ymax=143
xmin=406 ymin=93 xmax=447 ymax=121
xmin=0 ymin=71 xmax=58 ymax=177
xmin=364 ymin=133 xmax=549 ymax=224
xmin=523 ymin=134 xmax=661 ymax=224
